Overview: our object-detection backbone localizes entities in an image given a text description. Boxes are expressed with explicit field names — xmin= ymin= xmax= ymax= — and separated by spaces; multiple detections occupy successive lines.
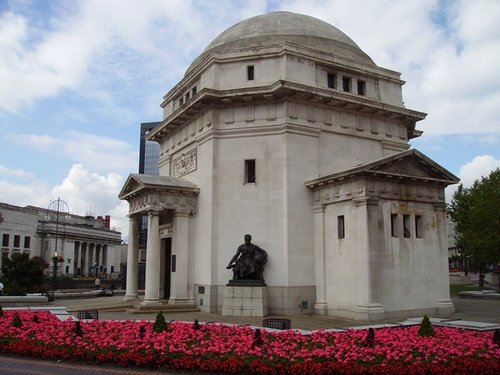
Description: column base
xmin=437 ymin=299 xmax=455 ymax=316
xmin=123 ymin=294 xmax=138 ymax=301
xmin=314 ymin=301 xmax=329 ymax=316
xmin=141 ymin=299 xmax=161 ymax=306
xmin=353 ymin=303 xmax=385 ymax=321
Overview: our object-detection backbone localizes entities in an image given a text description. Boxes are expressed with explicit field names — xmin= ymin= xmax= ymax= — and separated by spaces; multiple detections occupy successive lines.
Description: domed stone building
xmin=119 ymin=12 xmax=458 ymax=321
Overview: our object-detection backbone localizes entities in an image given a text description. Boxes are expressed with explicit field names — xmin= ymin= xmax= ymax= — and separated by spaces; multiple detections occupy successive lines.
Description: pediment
xmin=306 ymin=149 xmax=459 ymax=189
xmin=118 ymin=173 xmax=199 ymax=200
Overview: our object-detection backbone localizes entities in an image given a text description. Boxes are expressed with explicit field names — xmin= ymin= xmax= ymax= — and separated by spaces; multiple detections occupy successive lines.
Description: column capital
xmin=147 ymin=209 xmax=160 ymax=217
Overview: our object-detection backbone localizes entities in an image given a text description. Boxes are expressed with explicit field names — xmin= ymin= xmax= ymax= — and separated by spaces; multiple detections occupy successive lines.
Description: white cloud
xmin=0 ymin=165 xmax=35 ymax=179
xmin=446 ymin=154 xmax=500 ymax=200
xmin=17 ymin=131 xmax=137 ymax=173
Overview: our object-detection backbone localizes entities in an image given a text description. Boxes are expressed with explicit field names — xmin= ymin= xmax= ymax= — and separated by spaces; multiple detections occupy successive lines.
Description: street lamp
xmin=47 ymin=198 xmax=70 ymax=291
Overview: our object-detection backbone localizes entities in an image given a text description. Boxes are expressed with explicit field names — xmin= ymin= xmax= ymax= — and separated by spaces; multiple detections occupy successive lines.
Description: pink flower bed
xmin=1 ymin=310 xmax=499 ymax=374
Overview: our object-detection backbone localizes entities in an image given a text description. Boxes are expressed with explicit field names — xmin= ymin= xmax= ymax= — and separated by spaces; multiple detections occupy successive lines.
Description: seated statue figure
xmin=227 ymin=234 xmax=267 ymax=281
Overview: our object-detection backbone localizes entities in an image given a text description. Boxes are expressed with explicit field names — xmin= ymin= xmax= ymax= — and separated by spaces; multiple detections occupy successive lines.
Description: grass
xmin=449 ymin=284 xmax=489 ymax=296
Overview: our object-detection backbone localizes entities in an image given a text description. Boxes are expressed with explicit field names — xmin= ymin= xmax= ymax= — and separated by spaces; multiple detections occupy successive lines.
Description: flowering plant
xmin=0 ymin=310 xmax=499 ymax=374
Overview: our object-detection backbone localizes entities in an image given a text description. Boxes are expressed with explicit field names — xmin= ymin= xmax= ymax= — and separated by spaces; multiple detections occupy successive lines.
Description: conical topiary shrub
xmin=493 ymin=329 xmax=500 ymax=347
xmin=418 ymin=315 xmax=435 ymax=337
xmin=153 ymin=311 xmax=168 ymax=333
xmin=0 ymin=304 xmax=3 ymax=318
xmin=12 ymin=313 xmax=22 ymax=328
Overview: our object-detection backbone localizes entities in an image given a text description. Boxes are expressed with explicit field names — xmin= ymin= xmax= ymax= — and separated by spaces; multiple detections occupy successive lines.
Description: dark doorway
xmin=163 ymin=238 xmax=172 ymax=300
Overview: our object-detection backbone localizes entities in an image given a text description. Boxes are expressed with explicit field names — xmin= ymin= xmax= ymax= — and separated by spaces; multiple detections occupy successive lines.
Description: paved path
xmin=50 ymin=295 xmax=500 ymax=330
xmin=0 ymin=354 xmax=204 ymax=375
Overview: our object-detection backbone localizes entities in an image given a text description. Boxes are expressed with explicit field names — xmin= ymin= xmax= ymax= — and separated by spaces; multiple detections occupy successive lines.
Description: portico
xmin=118 ymin=174 xmax=199 ymax=306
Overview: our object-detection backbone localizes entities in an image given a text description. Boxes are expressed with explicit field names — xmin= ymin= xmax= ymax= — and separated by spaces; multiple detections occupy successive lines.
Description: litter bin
xmin=46 ymin=291 xmax=55 ymax=302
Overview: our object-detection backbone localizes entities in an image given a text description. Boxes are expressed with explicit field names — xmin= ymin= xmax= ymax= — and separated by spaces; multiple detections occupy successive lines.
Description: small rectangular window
xmin=247 ymin=65 xmax=255 ymax=81
xmin=391 ymin=214 xmax=398 ymax=237
xmin=24 ymin=236 xmax=31 ymax=249
xmin=327 ymin=73 xmax=336 ymax=89
xmin=14 ymin=235 xmax=20 ymax=248
xmin=403 ymin=215 xmax=411 ymax=238
xmin=415 ymin=215 xmax=423 ymax=238
xmin=338 ymin=215 xmax=345 ymax=239
xmin=342 ymin=76 xmax=351 ymax=92
xmin=192 ymin=86 xmax=197 ymax=96
xmin=179 ymin=97 xmax=184 ymax=106
xmin=2 ymin=234 xmax=9 ymax=247
xmin=245 ymin=159 xmax=256 ymax=183
xmin=357 ymin=80 xmax=366 ymax=95
xmin=185 ymin=92 xmax=190 ymax=101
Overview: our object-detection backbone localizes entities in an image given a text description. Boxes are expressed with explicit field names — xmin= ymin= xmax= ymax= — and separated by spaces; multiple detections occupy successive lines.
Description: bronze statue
xmin=227 ymin=234 xmax=267 ymax=282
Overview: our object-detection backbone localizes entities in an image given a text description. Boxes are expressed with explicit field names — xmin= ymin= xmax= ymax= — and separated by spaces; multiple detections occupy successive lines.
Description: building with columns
xmin=119 ymin=12 xmax=459 ymax=320
xmin=0 ymin=202 xmax=123 ymax=279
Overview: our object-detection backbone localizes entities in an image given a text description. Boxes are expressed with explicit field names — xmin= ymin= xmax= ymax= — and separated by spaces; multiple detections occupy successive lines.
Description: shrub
xmin=418 ymin=315 xmax=435 ymax=337
xmin=0 ymin=304 xmax=3 ymax=318
xmin=493 ymin=329 xmax=500 ymax=347
xmin=153 ymin=311 xmax=168 ymax=333
xmin=12 ymin=313 xmax=22 ymax=328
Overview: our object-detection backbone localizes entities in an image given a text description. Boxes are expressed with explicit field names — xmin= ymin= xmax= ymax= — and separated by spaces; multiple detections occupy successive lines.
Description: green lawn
xmin=449 ymin=283 xmax=487 ymax=296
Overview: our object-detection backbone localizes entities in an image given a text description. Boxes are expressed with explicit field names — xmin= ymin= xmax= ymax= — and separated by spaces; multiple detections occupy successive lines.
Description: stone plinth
xmin=222 ymin=286 xmax=268 ymax=317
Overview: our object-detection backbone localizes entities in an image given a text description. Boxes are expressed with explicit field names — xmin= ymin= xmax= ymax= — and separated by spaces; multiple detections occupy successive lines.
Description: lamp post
xmin=47 ymin=198 xmax=70 ymax=291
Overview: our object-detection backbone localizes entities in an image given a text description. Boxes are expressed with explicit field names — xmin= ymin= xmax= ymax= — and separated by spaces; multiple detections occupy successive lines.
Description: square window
xmin=357 ymin=80 xmax=366 ymax=95
xmin=415 ymin=215 xmax=423 ymax=238
xmin=245 ymin=159 xmax=256 ymax=183
xmin=403 ymin=215 xmax=411 ymax=238
xmin=247 ymin=65 xmax=255 ymax=81
xmin=338 ymin=215 xmax=345 ymax=239
xmin=391 ymin=214 xmax=398 ymax=237
xmin=342 ymin=76 xmax=351 ymax=92
xmin=327 ymin=73 xmax=336 ymax=89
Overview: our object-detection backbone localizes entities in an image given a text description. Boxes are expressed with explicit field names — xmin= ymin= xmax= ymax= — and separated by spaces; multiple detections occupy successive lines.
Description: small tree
xmin=153 ymin=311 xmax=168 ymax=333
xmin=1 ymin=253 xmax=48 ymax=295
xmin=12 ymin=313 xmax=22 ymax=328
xmin=418 ymin=315 xmax=435 ymax=337
xmin=449 ymin=169 xmax=500 ymax=287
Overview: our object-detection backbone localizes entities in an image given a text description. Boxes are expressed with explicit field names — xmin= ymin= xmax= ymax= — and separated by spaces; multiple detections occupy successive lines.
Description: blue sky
xmin=1 ymin=0 xmax=499 ymax=240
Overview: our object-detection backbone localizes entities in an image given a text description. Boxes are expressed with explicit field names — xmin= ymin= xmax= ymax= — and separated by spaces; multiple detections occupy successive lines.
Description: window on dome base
xmin=357 ymin=80 xmax=366 ymax=95
xmin=327 ymin=73 xmax=336 ymax=89
xmin=342 ymin=76 xmax=351 ymax=92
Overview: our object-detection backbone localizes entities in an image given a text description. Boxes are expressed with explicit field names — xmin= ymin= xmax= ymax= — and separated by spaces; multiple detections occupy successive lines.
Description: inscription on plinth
xmin=222 ymin=286 xmax=268 ymax=317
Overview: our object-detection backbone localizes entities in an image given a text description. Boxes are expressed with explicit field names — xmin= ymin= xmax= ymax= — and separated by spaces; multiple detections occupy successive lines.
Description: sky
xmin=1 ymin=0 xmax=499 ymax=241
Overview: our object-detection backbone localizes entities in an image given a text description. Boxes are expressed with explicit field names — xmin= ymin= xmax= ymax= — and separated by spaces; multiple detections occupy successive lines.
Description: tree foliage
xmin=449 ymin=169 xmax=500 ymax=273
xmin=1 ymin=253 xmax=48 ymax=295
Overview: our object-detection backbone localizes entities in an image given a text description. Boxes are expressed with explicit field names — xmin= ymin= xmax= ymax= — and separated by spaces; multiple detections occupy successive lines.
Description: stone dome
xmin=186 ymin=11 xmax=374 ymax=75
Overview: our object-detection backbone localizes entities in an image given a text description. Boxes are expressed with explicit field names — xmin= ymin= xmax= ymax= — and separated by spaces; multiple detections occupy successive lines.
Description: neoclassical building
xmin=119 ymin=12 xmax=458 ymax=321
xmin=0 ymin=202 xmax=123 ymax=278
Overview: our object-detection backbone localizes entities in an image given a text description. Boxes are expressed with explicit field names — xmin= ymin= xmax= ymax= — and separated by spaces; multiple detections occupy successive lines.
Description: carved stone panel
xmin=173 ymin=148 xmax=197 ymax=177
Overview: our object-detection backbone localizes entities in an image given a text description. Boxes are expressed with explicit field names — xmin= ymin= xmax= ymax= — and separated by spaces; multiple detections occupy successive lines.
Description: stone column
xmin=124 ymin=215 xmax=140 ymax=301
xmin=313 ymin=204 xmax=328 ymax=315
xmin=83 ymin=242 xmax=89 ymax=276
xmin=169 ymin=210 xmax=194 ymax=304
xmin=353 ymin=196 xmax=384 ymax=321
xmin=142 ymin=210 xmax=161 ymax=305
xmin=434 ymin=202 xmax=455 ymax=315
xmin=76 ymin=242 xmax=81 ymax=276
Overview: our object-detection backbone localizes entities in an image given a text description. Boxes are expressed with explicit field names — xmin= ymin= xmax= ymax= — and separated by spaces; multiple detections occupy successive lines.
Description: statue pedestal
xmin=222 ymin=285 xmax=268 ymax=317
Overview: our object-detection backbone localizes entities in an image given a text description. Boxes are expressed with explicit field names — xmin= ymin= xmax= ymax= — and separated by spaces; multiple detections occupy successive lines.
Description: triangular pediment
xmin=118 ymin=173 xmax=199 ymax=200
xmin=306 ymin=149 xmax=459 ymax=188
